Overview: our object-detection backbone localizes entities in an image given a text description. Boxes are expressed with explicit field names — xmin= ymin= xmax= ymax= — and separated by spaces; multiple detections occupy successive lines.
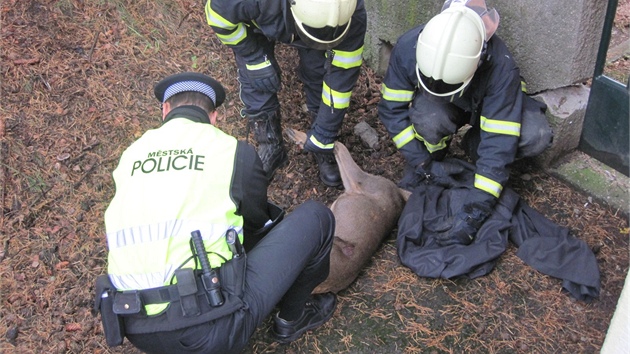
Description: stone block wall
xmin=364 ymin=0 xmax=607 ymax=93
xmin=362 ymin=0 xmax=609 ymax=167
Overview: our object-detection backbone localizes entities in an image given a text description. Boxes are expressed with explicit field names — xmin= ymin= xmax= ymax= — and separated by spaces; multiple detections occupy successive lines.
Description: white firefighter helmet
xmin=416 ymin=5 xmax=487 ymax=97
xmin=290 ymin=0 xmax=357 ymax=50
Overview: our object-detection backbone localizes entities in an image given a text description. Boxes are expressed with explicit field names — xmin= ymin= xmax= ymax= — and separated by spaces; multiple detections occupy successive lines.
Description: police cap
xmin=154 ymin=72 xmax=226 ymax=108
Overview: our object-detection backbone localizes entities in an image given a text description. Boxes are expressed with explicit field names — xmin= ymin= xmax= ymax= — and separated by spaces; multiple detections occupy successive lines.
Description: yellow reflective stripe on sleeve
xmin=414 ymin=132 xmax=450 ymax=153
xmin=245 ymin=59 xmax=271 ymax=71
xmin=521 ymin=80 xmax=527 ymax=93
xmin=322 ymin=82 xmax=352 ymax=109
xmin=480 ymin=116 xmax=521 ymax=136
xmin=393 ymin=125 xmax=415 ymax=148
xmin=331 ymin=46 xmax=364 ymax=69
xmin=474 ymin=174 xmax=502 ymax=198
xmin=381 ymin=83 xmax=414 ymax=102
xmin=309 ymin=134 xmax=335 ymax=150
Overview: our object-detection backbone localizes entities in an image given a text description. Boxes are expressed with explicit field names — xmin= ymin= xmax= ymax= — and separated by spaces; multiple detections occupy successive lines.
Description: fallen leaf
xmin=13 ymin=58 xmax=39 ymax=65
xmin=65 ymin=323 xmax=81 ymax=332
xmin=55 ymin=261 xmax=70 ymax=270
xmin=57 ymin=153 xmax=70 ymax=161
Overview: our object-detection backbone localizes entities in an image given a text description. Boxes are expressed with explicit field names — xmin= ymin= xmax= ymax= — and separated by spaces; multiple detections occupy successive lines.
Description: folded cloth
xmin=396 ymin=159 xmax=600 ymax=301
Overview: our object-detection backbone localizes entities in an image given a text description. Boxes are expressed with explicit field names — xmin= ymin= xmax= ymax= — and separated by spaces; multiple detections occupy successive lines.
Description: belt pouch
xmin=175 ymin=268 xmax=200 ymax=317
xmin=220 ymin=254 xmax=247 ymax=298
xmin=113 ymin=291 xmax=142 ymax=315
xmin=100 ymin=291 xmax=125 ymax=347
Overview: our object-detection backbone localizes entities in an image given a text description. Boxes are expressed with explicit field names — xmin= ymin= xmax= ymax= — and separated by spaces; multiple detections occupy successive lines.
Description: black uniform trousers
xmin=126 ymin=200 xmax=335 ymax=354
xmin=234 ymin=36 xmax=341 ymax=139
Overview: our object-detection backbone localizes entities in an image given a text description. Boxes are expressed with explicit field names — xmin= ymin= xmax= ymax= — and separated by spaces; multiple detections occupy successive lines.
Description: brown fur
xmin=285 ymin=128 xmax=410 ymax=293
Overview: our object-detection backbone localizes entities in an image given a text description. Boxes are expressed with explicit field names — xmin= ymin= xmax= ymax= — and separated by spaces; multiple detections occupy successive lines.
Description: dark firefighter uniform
xmin=95 ymin=73 xmax=335 ymax=354
xmin=379 ymin=24 xmax=553 ymax=199
xmin=205 ymin=0 xmax=366 ymax=156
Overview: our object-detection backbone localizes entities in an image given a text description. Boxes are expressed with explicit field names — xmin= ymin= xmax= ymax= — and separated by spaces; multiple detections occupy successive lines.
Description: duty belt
xmin=114 ymin=268 xmax=212 ymax=318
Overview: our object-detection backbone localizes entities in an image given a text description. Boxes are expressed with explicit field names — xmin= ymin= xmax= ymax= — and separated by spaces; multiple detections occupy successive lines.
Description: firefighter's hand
xmin=416 ymin=160 xmax=466 ymax=187
xmin=435 ymin=211 xmax=479 ymax=246
xmin=435 ymin=189 xmax=495 ymax=246
xmin=245 ymin=57 xmax=280 ymax=93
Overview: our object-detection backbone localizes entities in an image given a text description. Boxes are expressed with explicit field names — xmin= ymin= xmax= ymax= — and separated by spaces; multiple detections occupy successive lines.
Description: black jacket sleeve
xmin=231 ymin=140 xmax=270 ymax=236
xmin=378 ymin=26 xmax=431 ymax=168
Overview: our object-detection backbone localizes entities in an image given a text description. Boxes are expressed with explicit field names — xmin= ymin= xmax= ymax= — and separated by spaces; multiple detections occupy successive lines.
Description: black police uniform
xmin=96 ymin=73 xmax=335 ymax=354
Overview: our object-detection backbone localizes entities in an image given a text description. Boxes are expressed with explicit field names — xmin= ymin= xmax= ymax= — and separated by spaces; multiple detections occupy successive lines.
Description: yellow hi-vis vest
xmin=104 ymin=118 xmax=243 ymax=315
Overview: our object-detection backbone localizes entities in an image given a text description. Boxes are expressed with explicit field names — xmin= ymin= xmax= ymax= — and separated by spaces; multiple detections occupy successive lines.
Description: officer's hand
xmin=245 ymin=56 xmax=280 ymax=93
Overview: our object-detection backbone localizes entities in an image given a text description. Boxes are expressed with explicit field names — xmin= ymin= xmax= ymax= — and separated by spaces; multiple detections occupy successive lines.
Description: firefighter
xmin=205 ymin=0 xmax=367 ymax=187
xmin=378 ymin=0 xmax=553 ymax=246
xmin=95 ymin=72 xmax=337 ymax=353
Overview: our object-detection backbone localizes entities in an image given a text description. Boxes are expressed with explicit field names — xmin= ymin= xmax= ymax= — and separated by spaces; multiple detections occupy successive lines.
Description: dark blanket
xmin=396 ymin=159 xmax=600 ymax=301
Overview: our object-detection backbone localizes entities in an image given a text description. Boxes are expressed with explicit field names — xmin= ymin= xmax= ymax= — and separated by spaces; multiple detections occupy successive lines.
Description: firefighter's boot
xmin=313 ymin=152 xmax=342 ymax=188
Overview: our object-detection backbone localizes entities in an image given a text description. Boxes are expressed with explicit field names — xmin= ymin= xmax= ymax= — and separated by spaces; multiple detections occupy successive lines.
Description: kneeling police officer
xmin=94 ymin=72 xmax=336 ymax=353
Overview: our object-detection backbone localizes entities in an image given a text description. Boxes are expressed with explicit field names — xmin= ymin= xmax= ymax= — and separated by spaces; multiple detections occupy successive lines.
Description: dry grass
xmin=1 ymin=1 xmax=628 ymax=353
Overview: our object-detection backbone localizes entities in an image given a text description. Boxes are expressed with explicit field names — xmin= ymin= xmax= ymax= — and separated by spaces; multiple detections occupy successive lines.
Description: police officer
xmin=378 ymin=0 xmax=553 ymax=246
xmin=205 ymin=0 xmax=367 ymax=187
xmin=96 ymin=72 xmax=337 ymax=353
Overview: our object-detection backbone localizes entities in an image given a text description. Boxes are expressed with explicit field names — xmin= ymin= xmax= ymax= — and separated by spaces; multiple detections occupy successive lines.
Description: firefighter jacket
xmin=205 ymin=0 xmax=366 ymax=146
xmin=379 ymin=25 xmax=524 ymax=199
xmin=397 ymin=158 xmax=600 ymax=301
xmin=104 ymin=106 xmax=269 ymax=315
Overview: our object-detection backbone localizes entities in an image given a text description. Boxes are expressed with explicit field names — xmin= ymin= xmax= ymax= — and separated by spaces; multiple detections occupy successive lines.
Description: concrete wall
xmin=364 ymin=0 xmax=608 ymax=94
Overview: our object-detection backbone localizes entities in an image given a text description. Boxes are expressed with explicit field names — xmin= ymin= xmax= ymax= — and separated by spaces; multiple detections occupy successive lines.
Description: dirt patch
xmin=1 ymin=1 xmax=628 ymax=353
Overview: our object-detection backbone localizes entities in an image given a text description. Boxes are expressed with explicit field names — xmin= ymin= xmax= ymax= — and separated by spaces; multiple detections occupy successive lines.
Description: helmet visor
xmin=294 ymin=16 xmax=352 ymax=50
xmin=417 ymin=69 xmax=467 ymax=97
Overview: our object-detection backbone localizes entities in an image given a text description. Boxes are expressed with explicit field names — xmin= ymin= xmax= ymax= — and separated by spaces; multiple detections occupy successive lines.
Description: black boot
xmin=249 ymin=110 xmax=288 ymax=181
xmin=272 ymin=292 xmax=337 ymax=343
xmin=313 ymin=152 xmax=341 ymax=187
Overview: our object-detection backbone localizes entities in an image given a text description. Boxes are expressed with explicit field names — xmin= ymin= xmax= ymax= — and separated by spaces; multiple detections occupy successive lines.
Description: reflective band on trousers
xmin=393 ymin=125 xmax=415 ymax=149
xmin=322 ymin=81 xmax=351 ymax=109
xmin=330 ymin=46 xmax=364 ymax=69
xmin=309 ymin=134 xmax=334 ymax=150
xmin=414 ymin=132 xmax=450 ymax=153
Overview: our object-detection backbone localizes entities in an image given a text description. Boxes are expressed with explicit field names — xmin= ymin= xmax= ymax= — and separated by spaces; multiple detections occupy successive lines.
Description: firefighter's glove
xmin=436 ymin=190 xmax=496 ymax=246
xmin=416 ymin=160 xmax=466 ymax=187
xmin=245 ymin=56 xmax=280 ymax=93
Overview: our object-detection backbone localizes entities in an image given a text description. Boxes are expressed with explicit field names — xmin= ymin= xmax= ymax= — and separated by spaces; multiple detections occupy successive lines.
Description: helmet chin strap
xmin=291 ymin=7 xmax=352 ymax=50
xmin=478 ymin=41 xmax=488 ymax=67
